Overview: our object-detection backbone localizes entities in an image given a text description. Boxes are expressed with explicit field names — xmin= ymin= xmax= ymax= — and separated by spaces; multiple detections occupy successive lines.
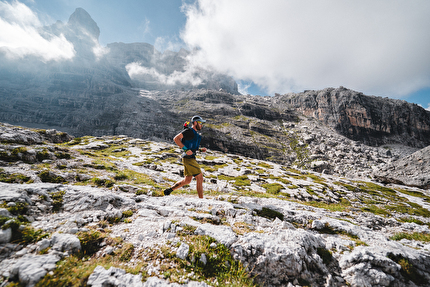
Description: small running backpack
xmin=183 ymin=121 xmax=191 ymax=129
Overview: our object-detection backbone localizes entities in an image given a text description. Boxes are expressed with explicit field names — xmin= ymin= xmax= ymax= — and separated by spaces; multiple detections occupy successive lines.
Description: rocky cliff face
xmin=276 ymin=87 xmax=430 ymax=148
xmin=374 ymin=145 xmax=430 ymax=189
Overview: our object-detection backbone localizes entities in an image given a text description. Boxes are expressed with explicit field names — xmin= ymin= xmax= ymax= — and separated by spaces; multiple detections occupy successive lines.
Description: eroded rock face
xmin=276 ymin=87 xmax=430 ymax=148
xmin=374 ymin=145 xmax=430 ymax=189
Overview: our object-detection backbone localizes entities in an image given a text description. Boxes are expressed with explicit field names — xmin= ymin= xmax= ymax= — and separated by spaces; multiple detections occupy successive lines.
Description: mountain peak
xmin=68 ymin=7 xmax=100 ymax=40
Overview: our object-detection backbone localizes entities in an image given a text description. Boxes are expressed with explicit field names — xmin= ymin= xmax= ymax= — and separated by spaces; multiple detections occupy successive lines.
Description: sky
xmin=0 ymin=0 xmax=429 ymax=110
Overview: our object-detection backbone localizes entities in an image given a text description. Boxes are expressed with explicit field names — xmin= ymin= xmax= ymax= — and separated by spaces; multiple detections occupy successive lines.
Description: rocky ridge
xmin=275 ymin=87 xmax=430 ymax=148
xmin=1 ymin=123 xmax=430 ymax=287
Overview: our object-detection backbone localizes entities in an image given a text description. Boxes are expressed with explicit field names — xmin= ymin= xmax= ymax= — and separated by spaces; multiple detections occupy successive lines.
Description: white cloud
xmin=92 ymin=42 xmax=109 ymax=60
xmin=126 ymin=61 xmax=203 ymax=86
xmin=181 ymin=0 xmax=430 ymax=97
xmin=154 ymin=36 xmax=184 ymax=53
xmin=426 ymin=104 xmax=430 ymax=111
xmin=0 ymin=0 xmax=75 ymax=61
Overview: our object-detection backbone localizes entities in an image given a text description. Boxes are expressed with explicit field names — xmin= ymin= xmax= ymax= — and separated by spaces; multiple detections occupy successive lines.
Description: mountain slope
xmin=0 ymin=123 xmax=429 ymax=287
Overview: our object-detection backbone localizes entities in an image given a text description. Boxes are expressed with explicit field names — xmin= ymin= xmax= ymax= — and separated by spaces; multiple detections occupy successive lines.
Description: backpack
xmin=183 ymin=121 xmax=191 ymax=129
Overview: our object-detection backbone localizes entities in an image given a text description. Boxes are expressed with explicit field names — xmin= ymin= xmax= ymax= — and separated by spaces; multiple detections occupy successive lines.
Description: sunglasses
xmin=196 ymin=121 xmax=203 ymax=125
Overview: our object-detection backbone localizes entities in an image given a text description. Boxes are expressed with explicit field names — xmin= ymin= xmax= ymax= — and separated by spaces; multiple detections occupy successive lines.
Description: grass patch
xmin=1 ymin=202 xmax=28 ymax=215
xmin=92 ymin=178 xmax=115 ymax=188
xmin=171 ymin=235 xmax=257 ymax=286
xmin=317 ymin=247 xmax=333 ymax=265
xmin=77 ymin=230 xmax=107 ymax=256
xmin=232 ymin=222 xmax=254 ymax=235
xmin=0 ymin=171 xmax=32 ymax=184
xmin=390 ymin=232 xmax=430 ymax=243
xmin=262 ymin=183 xmax=283 ymax=194
xmin=361 ymin=205 xmax=391 ymax=217
xmin=1 ymin=217 xmax=48 ymax=245
xmin=39 ymin=170 xmax=66 ymax=183
xmin=35 ymin=249 xmax=147 ymax=287
xmin=398 ymin=217 xmax=429 ymax=227
xmin=395 ymin=188 xmax=430 ymax=202
xmin=301 ymin=198 xmax=351 ymax=212
xmin=50 ymin=190 xmax=66 ymax=212
xmin=385 ymin=202 xmax=430 ymax=218
xmin=257 ymin=162 xmax=273 ymax=169
xmin=218 ymin=175 xmax=251 ymax=187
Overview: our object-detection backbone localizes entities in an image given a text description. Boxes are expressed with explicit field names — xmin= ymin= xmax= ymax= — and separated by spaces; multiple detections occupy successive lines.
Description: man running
xmin=163 ymin=115 xmax=207 ymax=198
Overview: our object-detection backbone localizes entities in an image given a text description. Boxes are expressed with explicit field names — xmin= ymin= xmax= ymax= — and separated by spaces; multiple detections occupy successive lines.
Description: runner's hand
xmin=186 ymin=150 xmax=193 ymax=156
xmin=200 ymin=148 xmax=207 ymax=152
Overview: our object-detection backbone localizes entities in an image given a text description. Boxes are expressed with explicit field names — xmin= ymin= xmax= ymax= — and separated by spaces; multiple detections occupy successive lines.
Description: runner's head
xmin=191 ymin=115 xmax=206 ymax=131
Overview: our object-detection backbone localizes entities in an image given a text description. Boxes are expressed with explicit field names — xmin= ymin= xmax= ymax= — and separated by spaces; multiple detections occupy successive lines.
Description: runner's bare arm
xmin=174 ymin=132 xmax=193 ymax=155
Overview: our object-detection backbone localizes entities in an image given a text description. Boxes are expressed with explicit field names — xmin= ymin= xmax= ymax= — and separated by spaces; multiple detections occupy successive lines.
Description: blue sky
xmin=1 ymin=0 xmax=429 ymax=110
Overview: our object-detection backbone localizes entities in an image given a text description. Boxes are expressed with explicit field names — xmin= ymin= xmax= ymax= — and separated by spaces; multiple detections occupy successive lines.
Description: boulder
xmin=51 ymin=233 xmax=81 ymax=253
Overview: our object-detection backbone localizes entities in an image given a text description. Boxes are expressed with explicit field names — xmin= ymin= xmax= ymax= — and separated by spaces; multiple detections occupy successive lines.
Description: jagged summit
xmin=68 ymin=7 xmax=100 ymax=40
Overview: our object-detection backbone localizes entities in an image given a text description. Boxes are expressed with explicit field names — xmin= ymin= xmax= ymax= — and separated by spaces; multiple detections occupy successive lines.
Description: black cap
xmin=191 ymin=115 xmax=206 ymax=123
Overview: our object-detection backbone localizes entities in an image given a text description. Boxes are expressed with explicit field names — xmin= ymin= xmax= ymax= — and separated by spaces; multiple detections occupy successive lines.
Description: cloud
xmin=0 ymin=0 xmax=75 ymax=61
xmin=426 ymin=104 xmax=430 ymax=111
xmin=181 ymin=0 xmax=430 ymax=97
xmin=126 ymin=61 xmax=203 ymax=86
xmin=154 ymin=36 xmax=184 ymax=53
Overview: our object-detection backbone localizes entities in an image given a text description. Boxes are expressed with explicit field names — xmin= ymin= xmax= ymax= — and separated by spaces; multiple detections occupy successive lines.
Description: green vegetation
xmin=398 ymin=217 xmax=429 ymax=227
xmin=77 ymin=230 xmax=107 ymax=256
xmin=218 ymin=175 xmax=251 ymax=187
xmin=317 ymin=247 xmax=333 ymax=265
xmin=66 ymin=137 xmax=83 ymax=146
xmin=36 ymin=149 xmax=51 ymax=162
xmin=301 ymin=198 xmax=351 ymax=212
xmin=262 ymin=183 xmax=283 ymax=194
xmin=314 ymin=222 xmax=368 ymax=248
xmin=1 ymin=217 xmax=48 ymax=245
xmin=0 ymin=147 xmax=28 ymax=162
xmin=92 ymin=177 xmax=115 ymax=188
xmin=170 ymin=235 xmax=257 ymax=286
xmin=201 ymin=163 xmax=228 ymax=172
xmin=257 ymin=162 xmax=273 ymax=169
xmin=361 ymin=205 xmax=391 ymax=217
xmin=36 ymin=236 xmax=147 ymax=287
xmin=288 ymin=132 xmax=310 ymax=167
xmin=50 ymin=190 xmax=66 ymax=212
xmin=122 ymin=210 xmax=134 ymax=218
xmin=38 ymin=170 xmax=66 ymax=183
xmin=0 ymin=171 xmax=32 ymax=183
xmin=1 ymin=202 xmax=28 ymax=215
xmin=390 ymin=232 xmax=430 ymax=243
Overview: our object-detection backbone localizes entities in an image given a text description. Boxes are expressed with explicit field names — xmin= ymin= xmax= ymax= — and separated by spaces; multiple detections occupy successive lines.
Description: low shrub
xmin=50 ymin=190 xmax=66 ymax=212
xmin=39 ymin=170 xmax=66 ymax=183
xmin=77 ymin=230 xmax=106 ymax=256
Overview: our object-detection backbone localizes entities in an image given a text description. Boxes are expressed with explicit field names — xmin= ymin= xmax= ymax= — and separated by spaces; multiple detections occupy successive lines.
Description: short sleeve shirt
xmin=182 ymin=128 xmax=195 ymax=141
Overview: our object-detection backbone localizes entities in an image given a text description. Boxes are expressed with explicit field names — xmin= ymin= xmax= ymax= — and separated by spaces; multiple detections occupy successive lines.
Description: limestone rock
xmin=51 ymin=233 xmax=81 ymax=253
xmin=7 ymin=254 xmax=60 ymax=287
xmin=374 ymin=145 xmax=430 ymax=189
xmin=0 ymin=228 xmax=12 ymax=244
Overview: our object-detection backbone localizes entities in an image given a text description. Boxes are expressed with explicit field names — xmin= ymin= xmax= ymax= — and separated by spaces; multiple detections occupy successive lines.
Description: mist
xmin=0 ymin=1 xmax=75 ymax=62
